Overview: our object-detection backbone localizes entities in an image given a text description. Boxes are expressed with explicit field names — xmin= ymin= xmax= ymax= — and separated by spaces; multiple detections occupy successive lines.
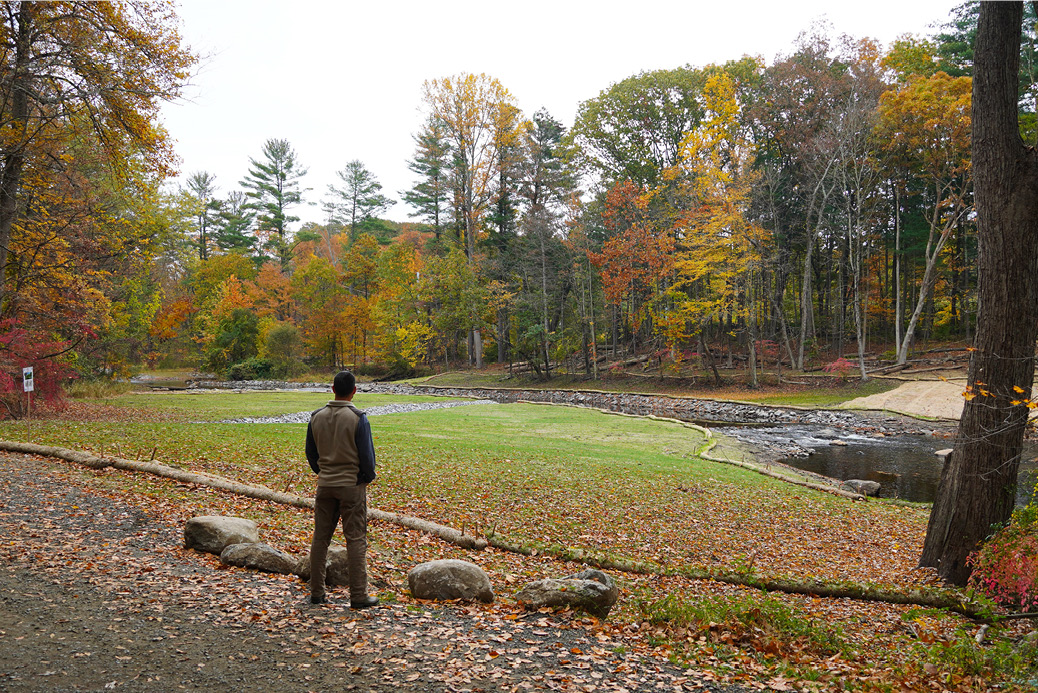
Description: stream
xmin=717 ymin=423 xmax=1038 ymax=505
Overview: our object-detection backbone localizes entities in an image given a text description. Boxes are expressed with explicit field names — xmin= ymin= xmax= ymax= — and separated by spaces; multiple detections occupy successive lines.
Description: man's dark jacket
xmin=305 ymin=401 xmax=376 ymax=486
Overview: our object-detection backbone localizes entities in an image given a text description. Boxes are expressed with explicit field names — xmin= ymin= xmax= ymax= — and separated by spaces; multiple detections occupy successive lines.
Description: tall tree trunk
xmin=699 ymin=334 xmax=722 ymax=387
xmin=496 ymin=307 xmax=508 ymax=364
xmin=894 ymin=185 xmax=903 ymax=351
xmin=895 ymin=184 xmax=963 ymax=365
xmin=747 ymin=278 xmax=759 ymax=389
xmin=921 ymin=1 xmax=1038 ymax=585
xmin=0 ymin=3 xmax=33 ymax=314
xmin=796 ymin=164 xmax=837 ymax=369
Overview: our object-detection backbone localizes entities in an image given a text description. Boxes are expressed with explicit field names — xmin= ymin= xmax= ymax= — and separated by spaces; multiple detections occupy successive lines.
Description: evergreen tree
xmin=935 ymin=1 xmax=1038 ymax=140
xmin=214 ymin=191 xmax=256 ymax=254
xmin=240 ymin=138 xmax=308 ymax=267
xmin=402 ymin=116 xmax=452 ymax=241
xmin=324 ymin=160 xmax=394 ymax=242
xmin=184 ymin=171 xmax=219 ymax=261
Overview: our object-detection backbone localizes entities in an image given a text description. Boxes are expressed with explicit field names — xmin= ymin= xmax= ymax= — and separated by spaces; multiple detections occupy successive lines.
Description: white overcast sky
xmin=161 ymin=0 xmax=961 ymax=226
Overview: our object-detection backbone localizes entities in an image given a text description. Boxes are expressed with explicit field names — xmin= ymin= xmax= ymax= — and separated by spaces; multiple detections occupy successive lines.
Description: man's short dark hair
xmin=332 ymin=370 xmax=356 ymax=396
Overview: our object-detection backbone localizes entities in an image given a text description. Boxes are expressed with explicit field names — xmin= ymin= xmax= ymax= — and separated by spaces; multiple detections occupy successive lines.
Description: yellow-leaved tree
xmin=371 ymin=241 xmax=432 ymax=372
xmin=670 ymin=72 xmax=768 ymax=386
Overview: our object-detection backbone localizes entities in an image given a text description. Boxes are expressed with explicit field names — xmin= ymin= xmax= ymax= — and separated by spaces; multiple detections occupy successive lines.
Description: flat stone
xmin=220 ymin=543 xmax=296 ymax=574
xmin=184 ymin=516 xmax=259 ymax=555
xmin=516 ymin=569 xmax=619 ymax=618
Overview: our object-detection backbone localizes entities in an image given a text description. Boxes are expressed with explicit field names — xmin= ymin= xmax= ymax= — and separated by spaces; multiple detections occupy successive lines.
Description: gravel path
xmin=0 ymin=453 xmax=750 ymax=693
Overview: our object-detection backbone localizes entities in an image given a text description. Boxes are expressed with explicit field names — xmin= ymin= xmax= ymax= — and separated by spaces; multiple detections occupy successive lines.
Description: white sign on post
xmin=22 ymin=366 xmax=34 ymax=392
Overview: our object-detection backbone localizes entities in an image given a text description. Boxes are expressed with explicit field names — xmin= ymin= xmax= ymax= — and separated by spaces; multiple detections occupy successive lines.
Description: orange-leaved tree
xmin=875 ymin=70 xmax=972 ymax=365
xmin=588 ymin=180 xmax=675 ymax=355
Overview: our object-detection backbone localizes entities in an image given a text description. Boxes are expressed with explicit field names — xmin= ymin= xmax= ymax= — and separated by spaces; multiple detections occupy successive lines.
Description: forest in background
xmin=0 ymin=2 xmax=1022 ymax=412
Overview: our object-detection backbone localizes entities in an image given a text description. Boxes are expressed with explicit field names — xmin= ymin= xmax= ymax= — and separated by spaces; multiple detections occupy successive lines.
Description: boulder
xmin=294 ymin=545 xmax=350 ymax=586
xmin=220 ymin=543 xmax=296 ymax=575
xmin=408 ymin=559 xmax=494 ymax=603
xmin=842 ymin=479 xmax=882 ymax=496
xmin=184 ymin=516 xmax=259 ymax=555
xmin=516 ymin=569 xmax=619 ymax=618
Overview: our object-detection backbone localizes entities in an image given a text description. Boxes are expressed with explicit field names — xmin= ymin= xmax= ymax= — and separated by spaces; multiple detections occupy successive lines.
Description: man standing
xmin=305 ymin=370 xmax=379 ymax=608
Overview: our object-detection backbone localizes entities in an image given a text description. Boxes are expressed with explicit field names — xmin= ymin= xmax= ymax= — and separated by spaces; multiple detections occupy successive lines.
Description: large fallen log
xmin=0 ymin=440 xmax=487 ymax=550
xmin=483 ymin=535 xmax=989 ymax=620
xmin=3 ymin=439 xmax=996 ymax=620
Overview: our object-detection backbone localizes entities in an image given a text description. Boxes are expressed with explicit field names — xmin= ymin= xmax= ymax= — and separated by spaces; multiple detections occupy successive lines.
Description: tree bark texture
xmin=921 ymin=2 xmax=1038 ymax=585
xmin=0 ymin=3 xmax=33 ymax=313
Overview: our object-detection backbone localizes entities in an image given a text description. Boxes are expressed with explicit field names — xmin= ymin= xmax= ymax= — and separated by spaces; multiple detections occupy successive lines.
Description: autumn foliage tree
xmin=589 ymin=180 xmax=675 ymax=353
xmin=876 ymin=70 xmax=972 ymax=365
xmin=671 ymin=73 xmax=767 ymax=385
xmin=0 ymin=1 xmax=194 ymax=409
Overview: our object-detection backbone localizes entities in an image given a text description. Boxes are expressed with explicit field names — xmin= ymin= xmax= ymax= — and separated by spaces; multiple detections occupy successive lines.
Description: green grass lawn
xmin=5 ymin=390 xmax=1025 ymax=689
xmin=3 ymin=391 xmax=924 ymax=582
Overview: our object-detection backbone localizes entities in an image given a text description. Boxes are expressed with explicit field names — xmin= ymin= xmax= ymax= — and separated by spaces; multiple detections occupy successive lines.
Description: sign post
xmin=22 ymin=366 xmax=33 ymax=439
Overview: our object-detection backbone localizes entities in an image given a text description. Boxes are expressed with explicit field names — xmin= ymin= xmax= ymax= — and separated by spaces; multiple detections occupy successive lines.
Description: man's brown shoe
xmin=350 ymin=595 xmax=379 ymax=610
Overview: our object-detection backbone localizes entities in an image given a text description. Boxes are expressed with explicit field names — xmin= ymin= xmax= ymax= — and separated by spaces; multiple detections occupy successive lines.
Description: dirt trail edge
xmin=0 ymin=453 xmax=747 ymax=693
xmin=840 ymin=380 xmax=966 ymax=420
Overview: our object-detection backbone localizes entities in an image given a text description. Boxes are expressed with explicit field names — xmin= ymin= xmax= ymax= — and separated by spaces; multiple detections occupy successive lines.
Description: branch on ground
xmin=0 ymin=439 xmax=1000 ymax=621
xmin=0 ymin=440 xmax=487 ymax=550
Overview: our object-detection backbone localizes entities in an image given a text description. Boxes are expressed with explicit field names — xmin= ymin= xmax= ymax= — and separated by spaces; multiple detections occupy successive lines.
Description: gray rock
xmin=184 ymin=516 xmax=259 ymax=555
xmin=408 ymin=559 xmax=494 ymax=603
xmin=843 ymin=479 xmax=882 ymax=496
xmin=516 ymin=569 xmax=619 ymax=618
xmin=220 ymin=543 xmax=296 ymax=574
xmin=294 ymin=545 xmax=350 ymax=586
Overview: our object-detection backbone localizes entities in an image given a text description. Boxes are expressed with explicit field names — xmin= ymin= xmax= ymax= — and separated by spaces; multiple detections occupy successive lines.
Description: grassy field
xmin=2 ymin=389 xmax=1033 ymax=690
xmin=8 ymin=391 xmax=917 ymax=581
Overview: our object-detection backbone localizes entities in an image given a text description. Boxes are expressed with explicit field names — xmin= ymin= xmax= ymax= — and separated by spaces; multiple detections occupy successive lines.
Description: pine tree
xmin=323 ymin=160 xmax=394 ymax=242
xmin=213 ymin=191 xmax=256 ymax=254
xmin=240 ymin=139 xmax=307 ymax=267
xmin=184 ymin=171 xmax=219 ymax=261
xmin=402 ymin=117 xmax=452 ymax=242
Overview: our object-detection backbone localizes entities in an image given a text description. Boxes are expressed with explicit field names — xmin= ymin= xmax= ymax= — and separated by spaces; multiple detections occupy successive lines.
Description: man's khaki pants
xmin=310 ymin=485 xmax=368 ymax=601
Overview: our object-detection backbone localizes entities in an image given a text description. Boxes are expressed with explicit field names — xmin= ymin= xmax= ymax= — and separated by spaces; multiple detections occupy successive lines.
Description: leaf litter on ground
xmin=2 ymin=394 xmax=1036 ymax=691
